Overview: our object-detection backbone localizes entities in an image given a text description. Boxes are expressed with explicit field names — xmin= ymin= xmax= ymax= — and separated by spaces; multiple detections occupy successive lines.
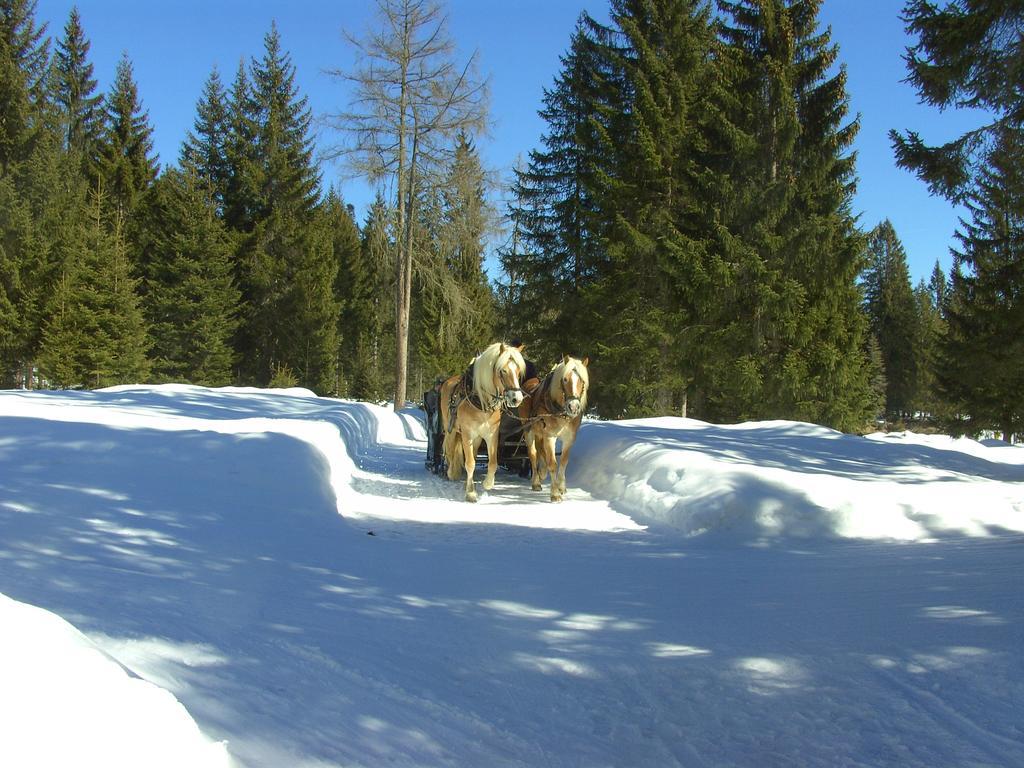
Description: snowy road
xmin=1 ymin=386 xmax=1022 ymax=767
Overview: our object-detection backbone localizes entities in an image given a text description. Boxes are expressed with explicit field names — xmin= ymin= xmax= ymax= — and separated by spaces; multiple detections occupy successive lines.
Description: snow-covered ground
xmin=0 ymin=384 xmax=1021 ymax=767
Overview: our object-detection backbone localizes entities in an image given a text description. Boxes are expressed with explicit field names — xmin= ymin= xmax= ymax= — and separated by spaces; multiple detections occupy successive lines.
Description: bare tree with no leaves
xmin=324 ymin=0 xmax=488 ymax=411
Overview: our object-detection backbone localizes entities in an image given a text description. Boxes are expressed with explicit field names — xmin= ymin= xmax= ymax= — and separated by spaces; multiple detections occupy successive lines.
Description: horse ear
xmin=582 ymin=356 xmax=589 ymax=367
xmin=562 ymin=353 xmax=569 ymax=364
xmin=499 ymin=342 xmax=507 ymax=353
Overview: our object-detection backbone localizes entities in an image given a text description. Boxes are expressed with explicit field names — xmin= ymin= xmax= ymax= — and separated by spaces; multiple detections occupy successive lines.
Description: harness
xmin=446 ymin=361 xmax=524 ymax=429
xmin=532 ymin=370 xmax=582 ymax=418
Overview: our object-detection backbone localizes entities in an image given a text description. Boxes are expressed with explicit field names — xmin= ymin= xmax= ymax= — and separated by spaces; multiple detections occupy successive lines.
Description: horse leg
xmin=527 ymin=432 xmax=542 ymax=492
xmin=555 ymin=438 xmax=574 ymax=497
xmin=542 ymin=436 xmax=561 ymax=502
xmin=462 ymin=432 xmax=478 ymax=502
xmin=482 ymin=430 xmax=498 ymax=491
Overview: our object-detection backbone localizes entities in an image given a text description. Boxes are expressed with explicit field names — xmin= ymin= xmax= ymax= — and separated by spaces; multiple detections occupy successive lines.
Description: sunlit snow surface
xmin=1 ymin=385 xmax=1022 ymax=767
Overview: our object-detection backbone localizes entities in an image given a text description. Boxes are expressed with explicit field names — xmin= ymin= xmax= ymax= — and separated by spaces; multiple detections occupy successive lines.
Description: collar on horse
xmin=451 ymin=363 xmax=522 ymax=416
xmin=534 ymin=370 xmax=582 ymax=418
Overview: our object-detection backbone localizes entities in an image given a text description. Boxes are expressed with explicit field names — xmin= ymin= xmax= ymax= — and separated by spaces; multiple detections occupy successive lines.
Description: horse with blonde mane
xmin=441 ymin=342 xmax=527 ymax=502
xmin=518 ymin=355 xmax=589 ymax=502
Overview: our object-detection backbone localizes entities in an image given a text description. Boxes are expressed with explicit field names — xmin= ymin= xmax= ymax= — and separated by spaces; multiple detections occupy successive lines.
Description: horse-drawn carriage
xmin=424 ymin=379 xmax=530 ymax=476
xmin=423 ymin=342 xmax=590 ymax=502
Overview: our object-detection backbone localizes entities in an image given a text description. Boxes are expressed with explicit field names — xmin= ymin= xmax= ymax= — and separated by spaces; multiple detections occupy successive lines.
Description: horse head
xmin=495 ymin=343 xmax=527 ymax=409
xmin=553 ymin=355 xmax=589 ymax=418
xmin=473 ymin=342 xmax=527 ymax=410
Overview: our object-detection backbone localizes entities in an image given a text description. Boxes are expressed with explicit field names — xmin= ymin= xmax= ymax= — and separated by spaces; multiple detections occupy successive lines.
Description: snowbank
xmin=571 ymin=416 xmax=1024 ymax=542
xmin=0 ymin=592 xmax=232 ymax=768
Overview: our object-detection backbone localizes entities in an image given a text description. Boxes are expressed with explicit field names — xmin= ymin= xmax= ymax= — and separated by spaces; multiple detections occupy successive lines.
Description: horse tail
xmin=445 ymin=428 xmax=464 ymax=479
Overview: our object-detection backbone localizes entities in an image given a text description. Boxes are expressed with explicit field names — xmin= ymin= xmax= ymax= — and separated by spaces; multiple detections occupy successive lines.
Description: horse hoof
xmin=550 ymin=494 xmax=563 ymax=503
xmin=483 ymin=477 xmax=495 ymax=491
xmin=531 ymin=483 xmax=542 ymax=492
xmin=466 ymin=491 xmax=478 ymax=503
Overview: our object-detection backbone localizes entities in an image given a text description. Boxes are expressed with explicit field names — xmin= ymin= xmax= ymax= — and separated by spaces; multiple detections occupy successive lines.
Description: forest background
xmin=0 ymin=0 xmax=1020 ymax=440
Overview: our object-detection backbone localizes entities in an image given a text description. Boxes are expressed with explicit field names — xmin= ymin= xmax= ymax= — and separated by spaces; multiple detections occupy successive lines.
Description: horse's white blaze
xmin=568 ymin=369 xmax=581 ymax=398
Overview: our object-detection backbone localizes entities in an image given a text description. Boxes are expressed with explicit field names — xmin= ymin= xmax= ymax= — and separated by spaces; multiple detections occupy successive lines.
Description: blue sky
xmin=34 ymin=0 xmax=986 ymax=285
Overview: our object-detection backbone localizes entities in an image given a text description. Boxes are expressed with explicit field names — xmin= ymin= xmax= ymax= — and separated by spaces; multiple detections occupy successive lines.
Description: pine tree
xmin=39 ymin=192 xmax=150 ymax=387
xmin=417 ymin=132 xmax=496 ymax=377
xmin=324 ymin=190 xmax=367 ymax=395
xmin=912 ymin=274 xmax=943 ymax=422
xmin=359 ymin=194 xmax=396 ymax=400
xmin=939 ymin=125 xmax=1024 ymax=441
xmin=52 ymin=6 xmax=101 ymax=177
xmin=134 ymin=168 xmax=239 ymax=385
xmin=0 ymin=0 xmax=49 ymax=175
xmin=0 ymin=0 xmax=63 ymax=386
xmin=233 ymin=24 xmax=338 ymax=392
xmin=222 ymin=58 xmax=259 ymax=235
xmin=717 ymin=0 xmax=872 ymax=431
xmin=98 ymin=53 xmax=158 ymax=218
xmin=862 ymin=220 xmax=919 ymax=421
xmin=180 ymin=67 xmax=231 ymax=214
xmin=590 ymin=0 xmax=723 ymax=418
xmin=500 ymin=16 xmax=614 ymax=367
xmin=891 ymin=0 xmax=1024 ymax=202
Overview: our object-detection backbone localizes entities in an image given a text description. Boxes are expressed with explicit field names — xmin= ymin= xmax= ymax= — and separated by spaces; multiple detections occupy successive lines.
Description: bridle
xmin=491 ymin=357 xmax=524 ymax=411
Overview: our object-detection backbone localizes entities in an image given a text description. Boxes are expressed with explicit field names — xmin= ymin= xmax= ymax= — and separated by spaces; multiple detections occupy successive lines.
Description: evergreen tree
xmin=359 ymin=194 xmax=396 ymax=400
xmin=717 ymin=0 xmax=872 ymax=431
xmin=891 ymin=0 xmax=1024 ymax=202
xmin=418 ymin=133 xmax=496 ymax=378
xmin=0 ymin=0 xmax=63 ymax=386
xmin=939 ymin=125 xmax=1024 ymax=441
xmin=98 ymin=53 xmax=158 ymax=217
xmin=862 ymin=220 xmax=919 ymax=421
xmin=52 ymin=6 xmax=101 ymax=175
xmin=134 ymin=168 xmax=239 ymax=385
xmin=0 ymin=0 xmax=49 ymax=175
xmin=324 ymin=190 xmax=368 ymax=395
xmin=234 ymin=24 xmax=337 ymax=392
xmin=591 ymin=0 xmax=722 ymax=417
xmin=38 ymin=192 xmax=150 ymax=387
xmin=0 ymin=173 xmax=29 ymax=378
xmin=222 ymin=58 xmax=259 ymax=234
xmin=500 ymin=16 xmax=613 ymax=367
xmin=180 ymin=66 xmax=231 ymax=214
xmin=912 ymin=273 xmax=943 ymax=421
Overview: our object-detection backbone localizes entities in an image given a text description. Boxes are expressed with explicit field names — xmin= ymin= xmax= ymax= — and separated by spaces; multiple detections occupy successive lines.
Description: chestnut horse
xmin=518 ymin=355 xmax=589 ymax=502
xmin=441 ymin=342 xmax=527 ymax=502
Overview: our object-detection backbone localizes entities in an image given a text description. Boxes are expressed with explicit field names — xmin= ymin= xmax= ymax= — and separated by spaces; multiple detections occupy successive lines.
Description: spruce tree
xmin=717 ymin=0 xmax=872 ymax=431
xmin=222 ymin=59 xmax=259 ymax=235
xmin=180 ymin=67 xmax=231 ymax=215
xmin=912 ymin=274 xmax=943 ymax=422
xmin=939 ymin=126 xmax=1024 ymax=441
xmin=0 ymin=0 xmax=62 ymax=386
xmin=0 ymin=0 xmax=49 ymax=175
xmin=234 ymin=24 xmax=337 ymax=392
xmin=501 ymin=16 xmax=613 ymax=367
xmin=134 ymin=168 xmax=239 ymax=385
xmin=98 ymin=53 xmax=157 ymax=218
xmin=591 ymin=0 xmax=722 ymax=417
xmin=52 ymin=6 xmax=101 ymax=177
xmin=891 ymin=0 xmax=1024 ymax=202
xmin=418 ymin=133 xmax=496 ymax=378
xmin=359 ymin=194 xmax=396 ymax=400
xmin=862 ymin=220 xmax=919 ymax=421
xmin=39 ymin=192 xmax=150 ymax=387
xmin=324 ymin=190 xmax=368 ymax=395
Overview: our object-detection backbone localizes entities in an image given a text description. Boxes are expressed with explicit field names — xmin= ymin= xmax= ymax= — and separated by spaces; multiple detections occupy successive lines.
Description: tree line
xmin=1 ymin=0 xmax=1020 ymax=441
xmin=0 ymin=0 xmax=496 ymax=402
xmin=501 ymin=0 xmax=1021 ymax=440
